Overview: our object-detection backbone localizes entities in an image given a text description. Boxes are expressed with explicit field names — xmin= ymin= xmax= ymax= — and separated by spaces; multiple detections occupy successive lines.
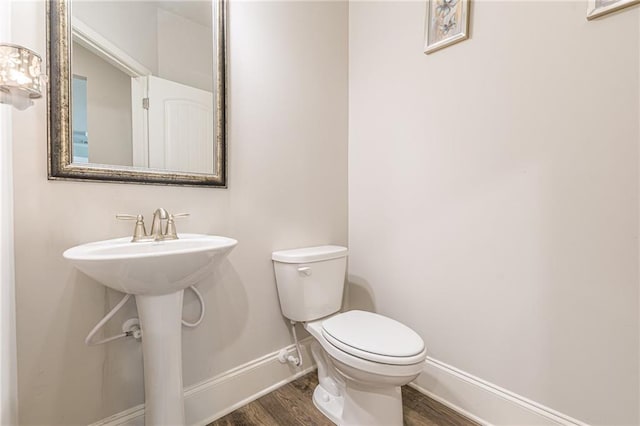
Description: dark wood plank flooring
xmin=209 ymin=372 xmax=478 ymax=426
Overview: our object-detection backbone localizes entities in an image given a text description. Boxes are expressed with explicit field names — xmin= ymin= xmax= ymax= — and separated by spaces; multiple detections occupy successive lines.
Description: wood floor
xmin=209 ymin=372 xmax=478 ymax=426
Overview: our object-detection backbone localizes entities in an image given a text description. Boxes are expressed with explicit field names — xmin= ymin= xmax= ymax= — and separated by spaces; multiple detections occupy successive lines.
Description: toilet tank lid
xmin=272 ymin=245 xmax=348 ymax=263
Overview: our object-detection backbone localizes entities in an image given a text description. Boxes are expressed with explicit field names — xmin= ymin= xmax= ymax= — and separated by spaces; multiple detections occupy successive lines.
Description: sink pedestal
xmin=136 ymin=291 xmax=186 ymax=425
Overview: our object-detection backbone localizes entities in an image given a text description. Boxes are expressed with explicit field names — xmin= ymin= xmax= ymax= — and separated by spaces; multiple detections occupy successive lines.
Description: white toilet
xmin=272 ymin=245 xmax=427 ymax=426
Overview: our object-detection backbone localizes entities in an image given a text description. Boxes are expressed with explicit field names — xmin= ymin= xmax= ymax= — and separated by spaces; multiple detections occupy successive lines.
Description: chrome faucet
xmin=150 ymin=208 xmax=169 ymax=240
xmin=117 ymin=208 xmax=189 ymax=242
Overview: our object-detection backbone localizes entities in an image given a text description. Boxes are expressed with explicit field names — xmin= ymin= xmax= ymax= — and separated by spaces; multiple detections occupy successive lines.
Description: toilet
xmin=272 ymin=245 xmax=427 ymax=426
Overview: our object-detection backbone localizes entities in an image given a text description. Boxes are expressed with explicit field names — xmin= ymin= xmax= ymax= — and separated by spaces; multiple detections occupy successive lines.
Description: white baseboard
xmin=90 ymin=342 xmax=590 ymax=426
xmin=411 ymin=357 xmax=589 ymax=426
xmin=90 ymin=338 xmax=315 ymax=426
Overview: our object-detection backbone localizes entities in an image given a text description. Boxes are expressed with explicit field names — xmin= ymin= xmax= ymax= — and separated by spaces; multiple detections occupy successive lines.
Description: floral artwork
xmin=587 ymin=0 xmax=639 ymax=19
xmin=424 ymin=0 xmax=470 ymax=54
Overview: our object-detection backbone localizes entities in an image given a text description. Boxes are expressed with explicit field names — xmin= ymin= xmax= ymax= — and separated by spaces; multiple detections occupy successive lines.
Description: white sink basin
xmin=63 ymin=233 xmax=237 ymax=295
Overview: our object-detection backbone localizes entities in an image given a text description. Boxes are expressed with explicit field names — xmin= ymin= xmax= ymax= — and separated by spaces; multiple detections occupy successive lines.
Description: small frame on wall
xmin=424 ymin=0 xmax=470 ymax=54
xmin=587 ymin=0 xmax=640 ymax=19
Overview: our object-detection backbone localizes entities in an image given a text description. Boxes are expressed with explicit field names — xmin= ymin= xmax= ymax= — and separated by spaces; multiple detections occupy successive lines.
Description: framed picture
xmin=424 ymin=0 xmax=470 ymax=54
xmin=587 ymin=0 xmax=640 ymax=19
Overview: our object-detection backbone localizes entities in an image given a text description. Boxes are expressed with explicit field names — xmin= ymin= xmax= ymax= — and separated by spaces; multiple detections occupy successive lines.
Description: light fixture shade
xmin=0 ymin=43 xmax=43 ymax=110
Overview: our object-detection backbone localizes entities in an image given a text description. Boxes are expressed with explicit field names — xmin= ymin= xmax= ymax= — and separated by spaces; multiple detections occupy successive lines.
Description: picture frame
xmin=424 ymin=0 xmax=470 ymax=54
xmin=587 ymin=0 xmax=640 ymax=20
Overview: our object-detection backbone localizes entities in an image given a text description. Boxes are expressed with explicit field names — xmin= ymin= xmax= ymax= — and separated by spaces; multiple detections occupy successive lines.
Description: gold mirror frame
xmin=47 ymin=0 xmax=227 ymax=187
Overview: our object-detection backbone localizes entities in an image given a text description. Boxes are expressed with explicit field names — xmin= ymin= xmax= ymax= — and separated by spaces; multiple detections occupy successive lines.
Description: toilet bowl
xmin=272 ymin=246 xmax=427 ymax=426
xmin=305 ymin=311 xmax=426 ymax=425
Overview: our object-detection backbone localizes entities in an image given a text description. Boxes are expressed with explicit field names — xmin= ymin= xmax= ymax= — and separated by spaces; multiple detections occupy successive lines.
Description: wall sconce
xmin=0 ymin=43 xmax=44 ymax=110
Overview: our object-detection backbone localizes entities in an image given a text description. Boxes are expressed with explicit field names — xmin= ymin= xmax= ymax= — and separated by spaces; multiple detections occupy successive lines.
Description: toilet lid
xmin=321 ymin=311 xmax=425 ymax=364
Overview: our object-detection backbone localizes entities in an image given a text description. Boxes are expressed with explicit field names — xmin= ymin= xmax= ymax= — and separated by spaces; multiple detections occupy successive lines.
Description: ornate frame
xmin=47 ymin=0 xmax=227 ymax=187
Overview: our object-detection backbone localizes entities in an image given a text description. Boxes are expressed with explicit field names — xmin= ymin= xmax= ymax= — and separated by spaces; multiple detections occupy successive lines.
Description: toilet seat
xmin=305 ymin=318 xmax=426 ymax=379
xmin=321 ymin=311 xmax=426 ymax=365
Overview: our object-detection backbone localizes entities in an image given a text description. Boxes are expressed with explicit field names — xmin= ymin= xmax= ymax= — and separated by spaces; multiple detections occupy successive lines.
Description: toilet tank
xmin=272 ymin=245 xmax=348 ymax=322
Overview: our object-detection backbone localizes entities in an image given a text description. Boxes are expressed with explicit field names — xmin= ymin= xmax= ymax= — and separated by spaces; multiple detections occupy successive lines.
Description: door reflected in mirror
xmin=71 ymin=1 xmax=216 ymax=175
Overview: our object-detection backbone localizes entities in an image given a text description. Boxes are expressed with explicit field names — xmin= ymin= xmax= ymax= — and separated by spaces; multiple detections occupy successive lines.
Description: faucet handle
xmin=116 ymin=214 xmax=148 ymax=242
xmin=165 ymin=213 xmax=190 ymax=240
xmin=115 ymin=213 xmax=139 ymax=220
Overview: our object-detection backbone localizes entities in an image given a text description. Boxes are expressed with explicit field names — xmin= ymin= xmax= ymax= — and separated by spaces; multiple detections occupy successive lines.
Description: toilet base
xmin=339 ymin=380 xmax=403 ymax=426
xmin=313 ymin=384 xmax=344 ymax=424
xmin=313 ymin=381 xmax=404 ymax=426
xmin=310 ymin=338 xmax=406 ymax=426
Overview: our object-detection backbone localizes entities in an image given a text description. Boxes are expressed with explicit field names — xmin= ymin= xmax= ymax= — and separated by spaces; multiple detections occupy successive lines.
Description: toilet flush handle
xmin=298 ymin=266 xmax=312 ymax=277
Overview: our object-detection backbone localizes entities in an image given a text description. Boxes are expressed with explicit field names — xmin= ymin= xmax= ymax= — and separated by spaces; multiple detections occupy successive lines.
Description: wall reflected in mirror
xmin=71 ymin=1 xmax=216 ymax=175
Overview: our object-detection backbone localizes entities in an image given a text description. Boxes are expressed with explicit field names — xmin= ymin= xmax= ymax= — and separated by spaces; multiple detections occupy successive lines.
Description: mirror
xmin=47 ymin=0 xmax=227 ymax=187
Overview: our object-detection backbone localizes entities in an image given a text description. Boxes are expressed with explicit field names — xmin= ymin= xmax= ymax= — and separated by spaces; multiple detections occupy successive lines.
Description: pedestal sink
xmin=63 ymin=234 xmax=237 ymax=425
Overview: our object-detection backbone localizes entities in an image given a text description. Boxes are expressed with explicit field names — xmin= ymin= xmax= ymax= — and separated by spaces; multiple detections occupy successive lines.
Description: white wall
xmin=157 ymin=8 xmax=214 ymax=92
xmin=0 ymin=2 xmax=18 ymax=424
xmin=74 ymin=2 xmax=214 ymax=91
xmin=73 ymin=44 xmax=133 ymax=166
xmin=72 ymin=1 xmax=159 ymax=74
xmin=12 ymin=1 xmax=348 ymax=424
xmin=348 ymin=1 xmax=639 ymax=425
